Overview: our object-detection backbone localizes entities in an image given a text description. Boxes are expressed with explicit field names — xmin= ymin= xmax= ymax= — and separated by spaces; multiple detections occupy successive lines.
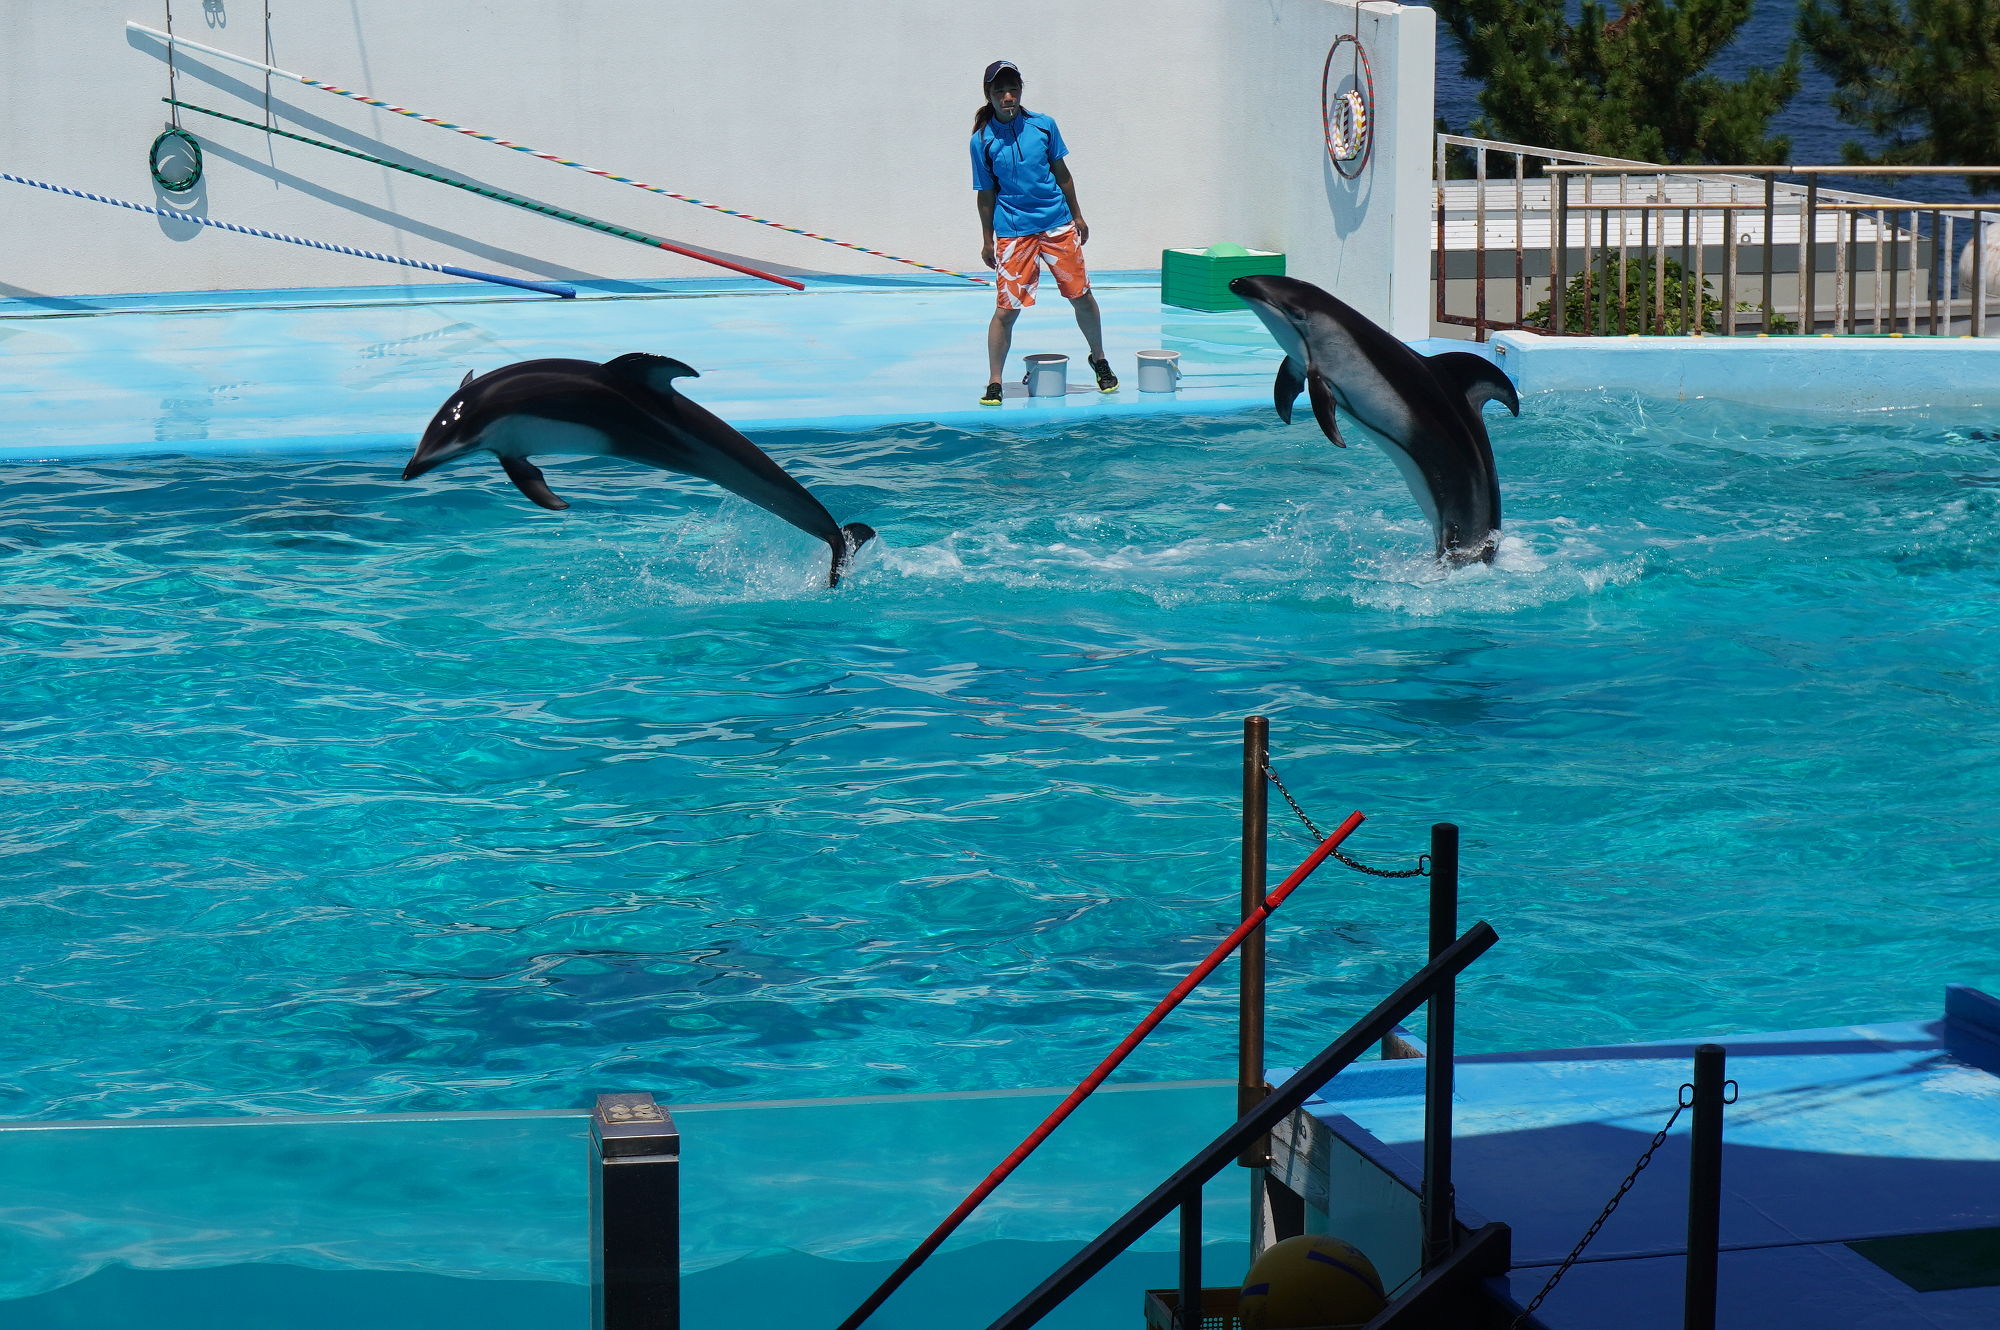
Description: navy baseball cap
xmin=983 ymin=60 xmax=1021 ymax=85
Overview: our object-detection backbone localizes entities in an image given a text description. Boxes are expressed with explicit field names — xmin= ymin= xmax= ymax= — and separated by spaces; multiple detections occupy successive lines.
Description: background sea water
xmin=4 ymin=397 xmax=1998 ymax=1120
xmin=1434 ymin=0 xmax=1983 ymax=201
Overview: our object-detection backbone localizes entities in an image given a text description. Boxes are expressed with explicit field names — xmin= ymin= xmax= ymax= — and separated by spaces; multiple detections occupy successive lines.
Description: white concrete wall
xmin=3 ymin=0 xmax=1433 ymax=334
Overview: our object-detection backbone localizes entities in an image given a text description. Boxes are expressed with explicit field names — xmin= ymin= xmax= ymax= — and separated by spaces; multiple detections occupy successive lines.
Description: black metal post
xmin=1552 ymin=173 xmax=1570 ymax=332
xmin=1178 ymin=1191 xmax=1203 ymax=1329
xmin=592 ymin=1092 xmax=681 ymax=1330
xmin=1421 ymin=823 xmax=1459 ymax=1269
xmin=1240 ymin=716 xmax=1270 ymax=1169
xmin=1804 ymin=178 xmax=1820 ymax=333
xmin=1683 ymin=1044 xmax=1726 ymax=1330
xmin=1762 ymin=174 xmax=1776 ymax=333
xmin=987 ymin=923 xmax=1500 ymax=1330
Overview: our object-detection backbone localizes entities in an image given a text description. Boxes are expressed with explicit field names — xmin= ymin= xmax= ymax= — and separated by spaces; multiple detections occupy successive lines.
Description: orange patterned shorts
xmin=995 ymin=223 xmax=1091 ymax=309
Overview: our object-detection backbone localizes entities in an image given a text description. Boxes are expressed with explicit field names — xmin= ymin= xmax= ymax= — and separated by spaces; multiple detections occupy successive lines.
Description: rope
xmin=164 ymin=99 xmax=805 ymax=291
xmin=0 ymin=171 xmax=575 ymax=299
xmin=835 ymin=813 xmax=1369 ymax=1330
xmin=163 ymin=1 xmax=180 ymax=129
xmin=127 ymin=22 xmax=991 ymax=287
xmin=149 ymin=127 xmax=203 ymax=192
xmin=1261 ymin=759 xmax=1428 ymax=878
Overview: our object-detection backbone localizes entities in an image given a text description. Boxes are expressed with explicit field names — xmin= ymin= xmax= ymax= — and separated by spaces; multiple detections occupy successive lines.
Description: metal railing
xmin=1434 ymin=135 xmax=1662 ymax=340
xmin=985 ymin=920 xmax=1500 ymax=1330
xmin=1435 ymin=135 xmax=2000 ymax=339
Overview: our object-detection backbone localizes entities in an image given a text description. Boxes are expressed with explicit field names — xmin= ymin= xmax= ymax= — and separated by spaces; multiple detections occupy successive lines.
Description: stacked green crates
xmin=1160 ymin=244 xmax=1286 ymax=311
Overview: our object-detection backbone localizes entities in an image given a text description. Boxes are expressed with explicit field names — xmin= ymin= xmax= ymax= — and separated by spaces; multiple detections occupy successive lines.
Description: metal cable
xmin=1259 ymin=759 xmax=1427 ymax=878
xmin=1509 ymin=1088 xmax=1693 ymax=1327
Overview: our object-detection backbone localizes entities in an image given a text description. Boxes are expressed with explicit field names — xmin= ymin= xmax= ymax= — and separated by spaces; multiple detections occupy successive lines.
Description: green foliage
xmin=1529 ymin=255 xmax=1798 ymax=333
xmin=1798 ymin=0 xmax=2000 ymax=193
xmin=1433 ymin=0 xmax=1800 ymax=164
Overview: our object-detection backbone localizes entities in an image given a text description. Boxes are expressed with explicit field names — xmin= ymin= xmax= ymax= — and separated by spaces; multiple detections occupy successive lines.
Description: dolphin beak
xmin=402 ymin=451 xmax=437 ymax=481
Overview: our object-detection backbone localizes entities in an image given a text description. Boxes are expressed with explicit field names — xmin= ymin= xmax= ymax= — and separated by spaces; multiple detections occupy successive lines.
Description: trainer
xmin=971 ymin=60 xmax=1116 ymax=405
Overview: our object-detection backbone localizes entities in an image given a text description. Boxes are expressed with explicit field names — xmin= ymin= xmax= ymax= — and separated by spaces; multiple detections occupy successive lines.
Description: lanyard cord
xmin=164 ymin=1 xmax=180 ymax=127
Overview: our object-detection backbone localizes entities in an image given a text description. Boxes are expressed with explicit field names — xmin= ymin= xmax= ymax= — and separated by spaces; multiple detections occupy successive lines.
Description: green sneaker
xmin=1089 ymin=356 xmax=1119 ymax=393
xmin=980 ymin=381 xmax=1003 ymax=405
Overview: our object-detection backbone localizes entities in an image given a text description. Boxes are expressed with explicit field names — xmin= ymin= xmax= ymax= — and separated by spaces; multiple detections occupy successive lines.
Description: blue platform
xmin=1297 ymin=986 xmax=2000 ymax=1328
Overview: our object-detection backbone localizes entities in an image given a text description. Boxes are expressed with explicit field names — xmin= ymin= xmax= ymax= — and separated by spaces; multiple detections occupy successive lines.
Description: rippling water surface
xmin=5 ymin=398 xmax=1998 ymax=1119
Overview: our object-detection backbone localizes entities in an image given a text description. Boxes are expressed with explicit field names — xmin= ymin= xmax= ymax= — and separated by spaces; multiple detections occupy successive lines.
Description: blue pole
xmin=0 ymin=171 xmax=575 ymax=299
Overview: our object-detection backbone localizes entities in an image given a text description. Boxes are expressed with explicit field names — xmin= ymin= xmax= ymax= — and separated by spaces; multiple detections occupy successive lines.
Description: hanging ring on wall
xmin=1328 ymin=90 xmax=1369 ymax=161
xmin=1320 ymin=34 xmax=1376 ymax=179
xmin=149 ymin=126 xmax=204 ymax=192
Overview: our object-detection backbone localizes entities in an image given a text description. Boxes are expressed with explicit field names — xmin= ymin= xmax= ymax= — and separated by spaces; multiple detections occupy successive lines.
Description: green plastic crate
xmin=1161 ymin=245 xmax=1286 ymax=311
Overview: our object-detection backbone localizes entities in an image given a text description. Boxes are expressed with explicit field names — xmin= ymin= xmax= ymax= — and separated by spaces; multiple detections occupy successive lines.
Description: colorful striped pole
xmin=0 ymin=172 xmax=575 ymax=298
xmin=127 ymin=23 xmax=992 ymax=286
xmin=165 ymin=99 xmax=804 ymax=291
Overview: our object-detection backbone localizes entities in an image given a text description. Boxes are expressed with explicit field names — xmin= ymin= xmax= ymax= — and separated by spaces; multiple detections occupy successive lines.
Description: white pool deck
xmin=1293 ymin=985 xmax=2000 ymax=1328
xmin=0 ymin=273 xmax=1304 ymax=461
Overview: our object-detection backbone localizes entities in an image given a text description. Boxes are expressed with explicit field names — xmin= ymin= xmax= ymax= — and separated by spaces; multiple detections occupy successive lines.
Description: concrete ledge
xmin=1490 ymin=330 xmax=2000 ymax=410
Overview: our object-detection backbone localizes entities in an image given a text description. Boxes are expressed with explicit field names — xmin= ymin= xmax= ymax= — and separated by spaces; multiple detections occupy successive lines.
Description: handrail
xmin=985 ymin=921 xmax=1501 ymax=1330
xmin=1434 ymin=133 xmax=2000 ymax=339
xmin=1435 ymin=132 xmax=1658 ymax=169
xmin=836 ymin=815 xmax=1367 ymax=1330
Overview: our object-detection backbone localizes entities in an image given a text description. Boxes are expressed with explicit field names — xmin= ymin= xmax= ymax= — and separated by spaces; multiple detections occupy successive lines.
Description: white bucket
xmin=1136 ymin=349 xmax=1182 ymax=393
xmin=1022 ymin=353 xmax=1068 ymax=397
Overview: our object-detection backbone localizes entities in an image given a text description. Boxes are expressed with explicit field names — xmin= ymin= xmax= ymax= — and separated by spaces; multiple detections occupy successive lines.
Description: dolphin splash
xmin=401 ymin=354 xmax=876 ymax=586
xmin=1229 ymin=275 xmax=1518 ymax=565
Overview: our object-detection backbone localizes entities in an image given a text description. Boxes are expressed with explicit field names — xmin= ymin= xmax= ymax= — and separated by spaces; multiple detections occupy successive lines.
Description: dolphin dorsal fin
xmin=1427 ymin=351 xmax=1520 ymax=417
xmin=459 ymin=369 xmax=476 ymax=388
xmin=604 ymin=352 xmax=700 ymax=399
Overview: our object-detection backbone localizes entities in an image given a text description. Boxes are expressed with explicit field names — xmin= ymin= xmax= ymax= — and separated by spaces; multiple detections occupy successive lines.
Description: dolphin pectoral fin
xmin=499 ymin=456 xmax=569 ymax=511
xmin=1273 ymin=356 xmax=1306 ymax=424
xmin=603 ymin=353 xmax=700 ymax=399
xmin=1427 ymin=351 xmax=1520 ymax=417
xmin=827 ymin=521 xmax=877 ymax=588
xmin=1305 ymin=369 xmax=1348 ymax=447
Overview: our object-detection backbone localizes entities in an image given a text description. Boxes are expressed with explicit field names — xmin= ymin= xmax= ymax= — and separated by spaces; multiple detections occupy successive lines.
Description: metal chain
xmin=1259 ymin=760 xmax=1429 ymax=878
xmin=1508 ymin=1088 xmax=1693 ymax=1328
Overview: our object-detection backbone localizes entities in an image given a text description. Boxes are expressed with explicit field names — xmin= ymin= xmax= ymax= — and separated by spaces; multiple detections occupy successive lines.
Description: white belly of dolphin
xmin=477 ymin=415 xmax=616 ymax=460
xmin=1337 ymin=413 xmax=1441 ymax=531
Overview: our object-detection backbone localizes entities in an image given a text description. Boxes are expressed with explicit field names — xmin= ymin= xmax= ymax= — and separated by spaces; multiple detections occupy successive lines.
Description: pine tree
xmin=1435 ymin=0 xmax=1800 ymax=164
xmin=1798 ymin=0 xmax=2000 ymax=191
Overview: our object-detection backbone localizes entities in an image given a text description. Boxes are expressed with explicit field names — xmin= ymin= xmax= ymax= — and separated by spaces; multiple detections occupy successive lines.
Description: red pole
xmin=834 ymin=811 xmax=1367 ymax=1330
xmin=645 ymin=238 xmax=805 ymax=290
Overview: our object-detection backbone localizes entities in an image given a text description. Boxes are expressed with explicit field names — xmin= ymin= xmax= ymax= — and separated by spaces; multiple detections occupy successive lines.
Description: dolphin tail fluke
xmin=1274 ymin=356 xmax=1305 ymax=424
xmin=828 ymin=521 xmax=876 ymax=588
xmin=1427 ymin=351 xmax=1520 ymax=417
xmin=499 ymin=456 xmax=569 ymax=511
xmin=1440 ymin=523 xmax=1499 ymax=567
xmin=1305 ymin=368 xmax=1348 ymax=447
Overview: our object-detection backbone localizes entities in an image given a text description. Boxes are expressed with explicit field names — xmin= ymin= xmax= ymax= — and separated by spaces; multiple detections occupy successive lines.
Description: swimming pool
xmin=6 ymin=388 xmax=1997 ymax=1119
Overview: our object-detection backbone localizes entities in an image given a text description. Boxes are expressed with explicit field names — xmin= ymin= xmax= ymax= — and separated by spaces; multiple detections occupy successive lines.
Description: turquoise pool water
xmin=5 ymin=394 xmax=1998 ymax=1118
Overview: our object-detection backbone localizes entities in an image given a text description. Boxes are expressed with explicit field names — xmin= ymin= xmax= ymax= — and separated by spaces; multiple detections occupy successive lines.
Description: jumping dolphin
xmin=1228 ymin=275 xmax=1518 ymax=565
xmin=401 ymin=354 xmax=876 ymax=586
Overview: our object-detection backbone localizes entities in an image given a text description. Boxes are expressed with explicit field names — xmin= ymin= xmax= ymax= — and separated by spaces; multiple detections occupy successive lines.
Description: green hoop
xmin=149 ymin=127 xmax=203 ymax=193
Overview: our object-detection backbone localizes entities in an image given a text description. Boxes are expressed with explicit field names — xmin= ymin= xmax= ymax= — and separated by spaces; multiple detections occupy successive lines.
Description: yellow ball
xmin=1238 ymin=1234 xmax=1387 ymax=1329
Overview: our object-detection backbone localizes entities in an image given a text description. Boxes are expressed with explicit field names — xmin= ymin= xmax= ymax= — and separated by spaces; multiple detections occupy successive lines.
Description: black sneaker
xmin=1089 ymin=356 xmax=1118 ymax=393
xmin=980 ymin=381 xmax=1003 ymax=405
